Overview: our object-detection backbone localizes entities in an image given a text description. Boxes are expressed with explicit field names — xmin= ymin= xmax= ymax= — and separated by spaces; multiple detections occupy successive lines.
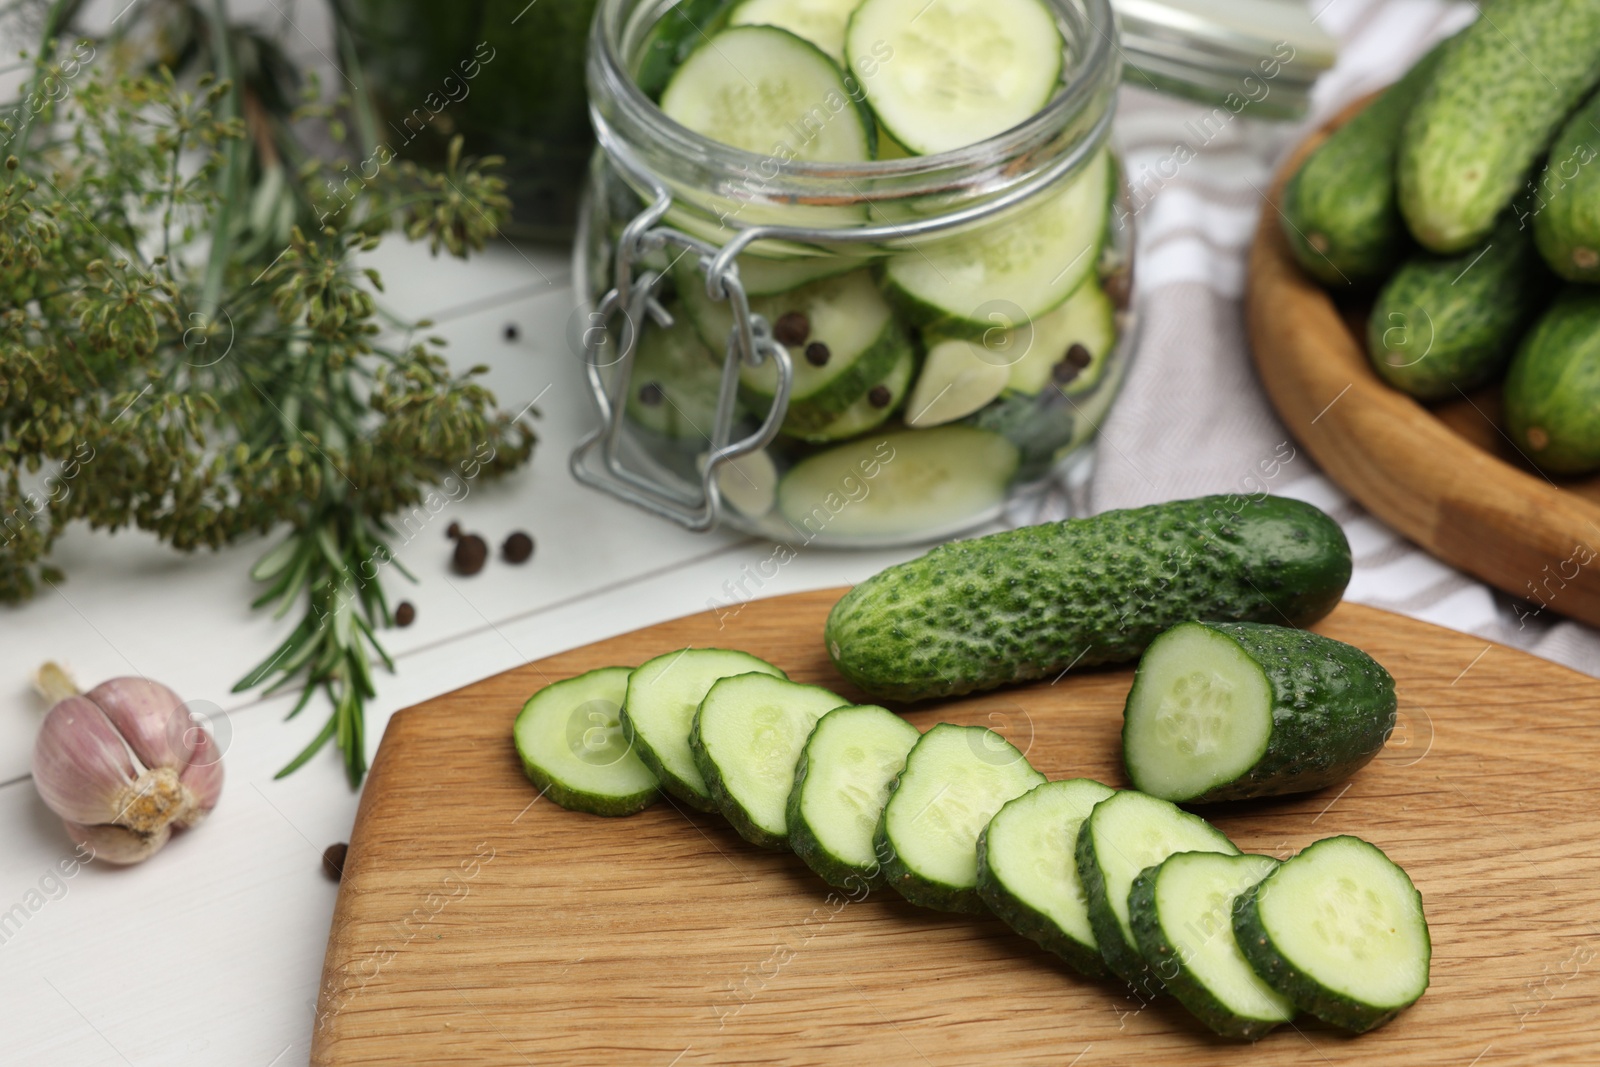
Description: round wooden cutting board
xmin=1245 ymin=102 xmax=1600 ymax=628
xmin=312 ymin=588 xmax=1600 ymax=1067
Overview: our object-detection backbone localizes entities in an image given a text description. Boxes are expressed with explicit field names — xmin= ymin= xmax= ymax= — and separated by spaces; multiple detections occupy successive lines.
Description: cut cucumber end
xmin=1240 ymin=835 xmax=1431 ymax=1032
xmin=692 ymin=673 xmax=850 ymax=848
xmin=513 ymin=667 xmax=662 ymax=817
xmin=622 ymin=648 xmax=788 ymax=811
xmin=1123 ymin=622 xmax=1274 ymax=803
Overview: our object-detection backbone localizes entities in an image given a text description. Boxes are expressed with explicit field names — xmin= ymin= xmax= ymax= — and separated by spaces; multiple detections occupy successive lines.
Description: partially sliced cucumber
xmin=777 ymin=426 xmax=1018 ymax=542
xmin=729 ymin=0 xmax=862 ymax=65
xmin=787 ymin=704 xmax=921 ymax=888
xmin=679 ymin=268 xmax=911 ymax=426
xmin=1003 ymin=278 xmax=1117 ymax=396
xmin=514 ymin=667 xmax=661 ymax=817
xmin=1075 ymin=789 xmax=1240 ymax=986
xmin=625 ymin=302 xmax=726 ymax=442
xmin=1122 ymin=622 xmax=1397 ymax=805
xmin=794 ymin=345 xmax=913 ymax=441
xmin=690 ymin=673 xmax=850 ymax=847
xmin=660 ymin=26 xmax=874 ymax=162
xmin=1234 ymin=835 xmax=1430 ymax=1033
xmin=904 ymin=337 xmax=1011 ymax=427
xmin=876 ymin=722 xmax=1046 ymax=912
xmin=845 ymin=0 xmax=1062 ymax=155
xmin=1129 ymin=852 xmax=1296 ymax=1040
xmin=621 ymin=649 xmax=787 ymax=811
xmin=976 ymin=778 xmax=1114 ymax=976
xmin=883 ymin=148 xmax=1111 ymax=337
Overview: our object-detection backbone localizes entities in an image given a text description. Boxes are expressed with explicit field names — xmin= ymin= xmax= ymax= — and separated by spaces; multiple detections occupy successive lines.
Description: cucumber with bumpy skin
xmin=826 ymin=494 xmax=1351 ymax=702
xmin=1075 ymin=789 xmax=1239 ymax=986
xmin=1234 ymin=835 xmax=1431 ymax=1033
xmin=787 ymin=704 xmax=921 ymax=888
xmin=1122 ymin=622 xmax=1396 ymax=805
xmin=876 ymin=723 xmax=1045 ymax=913
xmin=514 ymin=667 xmax=661 ymax=817
xmin=1534 ymin=90 xmax=1600 ymax=282
xmin=621 ymin=649 xmax=786 ymax=811
xmin=976 ymin=778 xmax=1114 ymax=976
xmin=691 ymin=673 xmax=849 ymax=847
xmin=1504 ymin=289 xmax=1600 ymax=476
xmin=1129 ymin=852 xmax=1296 ymax=1039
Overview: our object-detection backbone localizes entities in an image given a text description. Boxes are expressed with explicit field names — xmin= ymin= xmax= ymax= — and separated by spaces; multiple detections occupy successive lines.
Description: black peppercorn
xmin=804 ymin=341 xmax=831 ymax=366
xmin=867 ymin=385 xmax=892 ymax=408
xmin=638 ymin=382 xmax=664 ymax=406
xmin=322 ymin=842 xmax=348 ymax=882
xmin=446 ymin=521 xmax=461 ymax=540
xmin=394 ymin=601 xmax=416 ymax=627
xmin=503 ymin=323 xmax=520 ymax=341
xmin=453 ymin=533 xmax=488 ymax=575
xmin=1066 ymin=342 xmax=1092 ymax=368
xmin=773 ymin=311 xmax=810 ymax=346
xmin=503 ymin=531 xmax=535 ymax=564
xmin=1052 ymin=360 xmax=1080 ymax=384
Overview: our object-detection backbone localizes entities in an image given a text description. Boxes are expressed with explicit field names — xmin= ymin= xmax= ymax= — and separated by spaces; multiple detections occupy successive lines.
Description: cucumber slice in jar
xmin=621 ymin=649 xmax=788 ymax=811
xmin=624 ymin=303 xmax=727 ymax=442
xmin=1002 ymin=278 xmax=1117 ymax=396
xmin=976 ymin=778 xmax=1115 ymax=976
xmin=690 ymin=673 xmax=851 ymax=847
xmin=787 ymin=704 xmax=921 ymax=888
xmin=713 ymin=447 xmax=781 ymax=518
xmin=728 ymin=0 xmax=863 ymax=65
xmin=776 ymin=426 xmax=1019 ymax=542
xmin=1075 ymin=789 xmax=1240 ymax=987
xmin=845 ymin=0 xmax=1062 ymax=155
xmin=660 ymin=26 xmax=875 ymax=162
xmin=793 ymin=345 xmax=913 ymax=441
xmin=1129 ymin=852 xmax=1296 ymax=1040
xmin=882 ymin=148 xmax=1111 ymax=337
xmin=1234 ymin=835 xmax=1430 ymax=1033
xmin=513 ymin=667 xmax=661 ymax=817
xmin=636 ymin=0 xmax=737 ymax=98
xmin=678 ymin=268 xmax=912 ymax=427
xmin=904 ymin=337 xmax=1011 ymax=427
xmin=1122 ymin=622 xmax=1397 ymax=805
xmin=876 ymin=722 xmax=1046 ymax=913
xmin=736 ymin=252 xmax=873 ymax=296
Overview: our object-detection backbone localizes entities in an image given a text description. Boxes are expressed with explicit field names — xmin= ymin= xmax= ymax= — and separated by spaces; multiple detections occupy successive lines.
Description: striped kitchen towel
xmin=1021 ymin=0 xmax=1600 ymax=679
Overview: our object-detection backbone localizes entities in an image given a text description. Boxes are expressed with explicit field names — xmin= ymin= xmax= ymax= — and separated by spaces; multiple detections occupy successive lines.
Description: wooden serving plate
xmin=1246 ymin=101 xmax=1600 ymax=628
xmin=312 ymin=588 xmax=1600 ymax=1066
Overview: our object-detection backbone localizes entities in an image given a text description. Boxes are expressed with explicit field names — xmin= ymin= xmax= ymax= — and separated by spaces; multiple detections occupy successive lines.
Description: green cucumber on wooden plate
xmin=620 ymin=648 xmax=786 ymax=811
xmin=1075 ymin=789 xmax=1239 ymax=986
xmin=976 ymin=777 xmax=1115 ymax=976
xmin=1122 ymin=621 xmax=1396 ymax=804
xmin=826 ymin=494 xmax=1352 ymax=701
xmin=691 ymin=673 xmax=850 ymax=847
xmin=876 ymin=723 xmax=1045 ymax=913
xmin=1129 ymin=852 xmax=1296 ymax=1040
xmin=787 ymin=703 xmax=921 ymax=888
xmin=1234 ymin=835 xmax=1430 ymax=1033
xmin=513 ymin=667 xmax=662 ymax=817
xmin=1503 ymin=288 xmax=1600 ymax=476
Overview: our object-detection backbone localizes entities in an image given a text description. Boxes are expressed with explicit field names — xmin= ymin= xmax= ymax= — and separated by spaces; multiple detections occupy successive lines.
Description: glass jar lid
xmin=1112 ymin=0 xmax=1337 ymax=118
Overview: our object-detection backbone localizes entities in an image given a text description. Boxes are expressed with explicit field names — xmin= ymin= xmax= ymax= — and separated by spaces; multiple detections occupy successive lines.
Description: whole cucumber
xmin=1366 ymin=209 xmax=1551 ymax=399
xmin=1532 ymin=89 xmax=1600 ymax=281
xmin=1398 ymin=0 xmax=1600 ymax=253
xmin=1281 ymin=38 xmax=1451 ymax=286
xmin=823 ymin=495 xmax=1352 ymax=702
xmin=1503 ymin=289 xmax=1600 ymax=476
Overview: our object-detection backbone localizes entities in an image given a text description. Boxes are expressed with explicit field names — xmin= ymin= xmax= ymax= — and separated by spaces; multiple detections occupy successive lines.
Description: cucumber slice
xmin=845 ymin=0 xmax=1062 ymax=155
xmin=1003 ymin=278 xmax=1117 ymax=396
xmin=876 ymin=722 xmax=1046 ymax=912
xmin=976 ymin=778 xmax=1115 ymax=976
xmin=904 ymin=338 xmax=1011 ymax=427
xmin=636 ymin=0 xmax=737 ymax=98
xmin=777 ymin=426 xmax=1019 ymax=542
xmin=513 ymin=667 xmax=661 ymax=817
xmin=625 ymin=302 xmax=726 ymax=442
xmin=690 ymin=673 xmax=850 ymax=847
xmin=728 ymin=0 xmax=861 ymax=64
xmin=736 ymin=252 xmax=872 ymax=296
xmin=1122 ymin=622 xmax=1397 ymax=805
xmin=787 ymin=704 xmax=921 ymax=888
xmin=1129 ymin=852 xmax=1296 ymax=1040
xmin=660 ymin=26 xmax=874 ymax=162
xmin=883 ymin=148 xmax=1111 ymax=338
xmin=713 ymin=448 xmax=780 ymax=518
xmin=1075 ymin=789 xmax=1240 ymax=987
xmin=621 ymin=649 xmax=787 ymax=811
xmin=679 ymin=268 xmax=912 ymax=426
xmin=1234 ymin=836 xmax=1430 ymax=1033
xmin=794 ymin=345 xmax=913 ymax=441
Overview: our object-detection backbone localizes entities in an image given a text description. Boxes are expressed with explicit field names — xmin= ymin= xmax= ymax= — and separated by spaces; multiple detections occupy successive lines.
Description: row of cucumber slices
xmin=513 ymin=645 xmax=1430 ymax=1041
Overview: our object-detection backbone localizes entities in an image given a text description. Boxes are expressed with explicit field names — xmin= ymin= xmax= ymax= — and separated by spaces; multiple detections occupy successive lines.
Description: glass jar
xmin=572 ymin=0 xmax=1137 ymax=546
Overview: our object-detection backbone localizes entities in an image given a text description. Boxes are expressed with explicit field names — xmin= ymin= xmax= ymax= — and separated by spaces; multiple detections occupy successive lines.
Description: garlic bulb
xmin=31 ymin=663 xmax=224 ymax=864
